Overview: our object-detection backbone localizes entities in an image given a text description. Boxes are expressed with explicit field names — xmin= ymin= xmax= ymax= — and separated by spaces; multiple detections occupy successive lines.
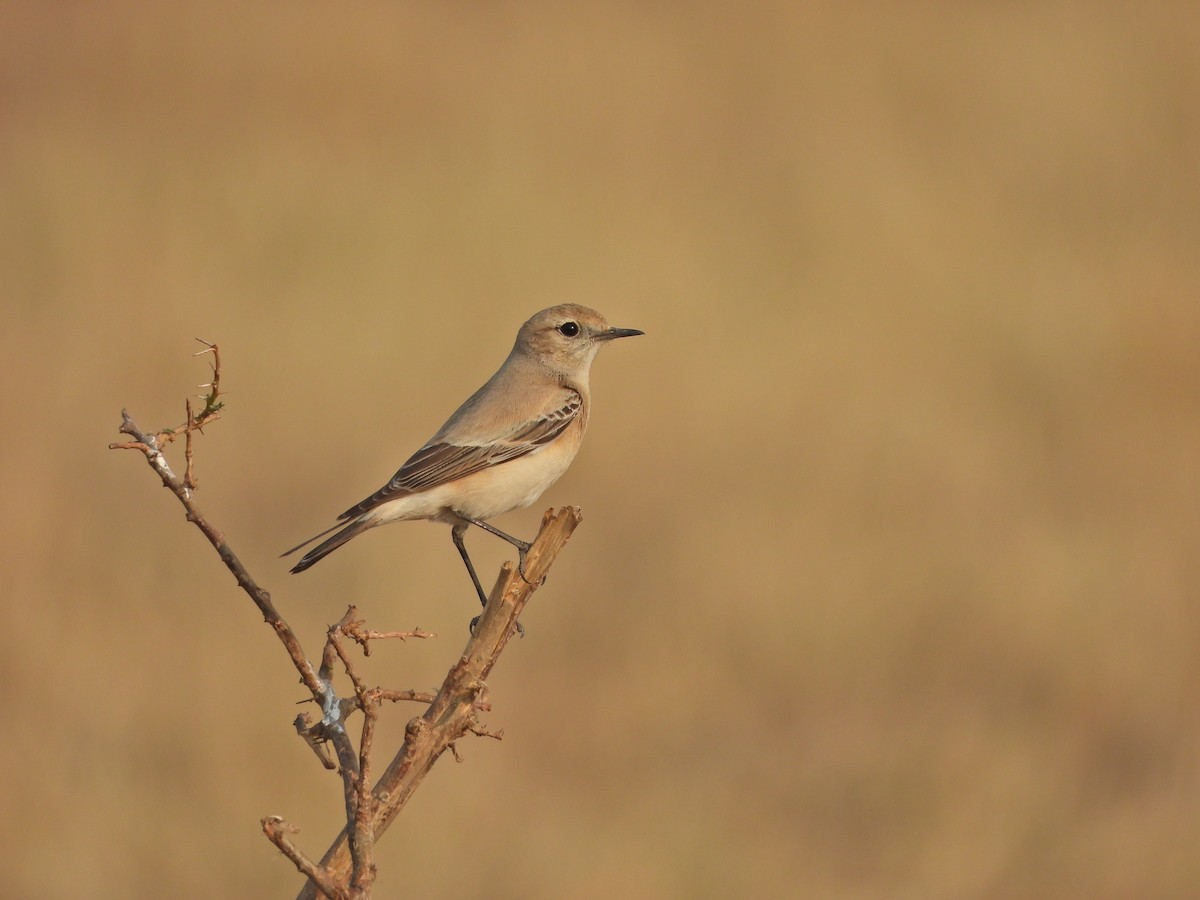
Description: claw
xmin=469 ymin=614 xmax=525 ymax=638
xmin=516 ymin=546 xmax=546 ymax=589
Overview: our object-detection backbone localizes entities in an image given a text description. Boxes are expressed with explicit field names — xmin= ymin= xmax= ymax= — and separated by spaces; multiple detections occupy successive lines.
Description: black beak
xmin=598 ymin=326 xmax=644 ymax=341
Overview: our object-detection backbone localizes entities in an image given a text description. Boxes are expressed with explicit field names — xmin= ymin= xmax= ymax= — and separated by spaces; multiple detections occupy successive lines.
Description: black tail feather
xmin=286 ymin=519 xmax=370 ymax=573
xmin=280 ymin=519 xmax=344 ymax=558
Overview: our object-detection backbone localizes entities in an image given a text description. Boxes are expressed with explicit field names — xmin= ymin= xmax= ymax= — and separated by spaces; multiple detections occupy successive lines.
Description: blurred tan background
xmin=3 ymin=3 xmax=1199 ymax=897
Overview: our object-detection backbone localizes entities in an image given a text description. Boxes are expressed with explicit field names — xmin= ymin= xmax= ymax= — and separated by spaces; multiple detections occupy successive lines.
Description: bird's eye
xmin=558 ymin=321 xmax=580 ymax=337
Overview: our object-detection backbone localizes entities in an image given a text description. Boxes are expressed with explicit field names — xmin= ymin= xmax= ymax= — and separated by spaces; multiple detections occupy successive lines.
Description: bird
xmin=283 ymin=303 xmax=642 ymax=623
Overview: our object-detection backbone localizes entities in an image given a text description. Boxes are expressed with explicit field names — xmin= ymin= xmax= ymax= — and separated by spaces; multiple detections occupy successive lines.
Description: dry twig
xmin=110 ymin=344 xmax=583 ymax=900
xmin=296 ymin=506 xmax=581 ymax=899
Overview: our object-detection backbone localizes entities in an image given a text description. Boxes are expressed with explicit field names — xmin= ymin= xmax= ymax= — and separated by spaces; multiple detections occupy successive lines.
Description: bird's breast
xmin=446 ymin=433 xmax=582 ymax=521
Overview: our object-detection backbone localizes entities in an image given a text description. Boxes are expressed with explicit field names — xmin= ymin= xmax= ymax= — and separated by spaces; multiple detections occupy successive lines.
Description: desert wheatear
xmin=283 ymin=304 xmax=642 ymax=620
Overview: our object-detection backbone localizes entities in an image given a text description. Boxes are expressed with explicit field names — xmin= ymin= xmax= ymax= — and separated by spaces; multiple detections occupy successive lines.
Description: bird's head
xmin=516 ymin=304 xmax=643 ymax=380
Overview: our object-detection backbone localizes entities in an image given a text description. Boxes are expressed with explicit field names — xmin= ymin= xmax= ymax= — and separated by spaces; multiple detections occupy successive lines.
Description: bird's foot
xmin=516 ymin=544 xmax=544 ymax=587
xmin=470 ymin=613 xmax=525 ymax=638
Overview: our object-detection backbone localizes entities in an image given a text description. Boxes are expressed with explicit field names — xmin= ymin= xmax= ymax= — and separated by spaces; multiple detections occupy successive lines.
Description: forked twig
xmin=296 ymin=506 xmax=582 ymax=899
xmin=110 ymin=343 xmax=583 ymax=900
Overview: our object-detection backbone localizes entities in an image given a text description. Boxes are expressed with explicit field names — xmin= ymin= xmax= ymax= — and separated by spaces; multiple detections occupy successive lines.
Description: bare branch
xmin=184 ymin=397 xmax=197 ymax=490
xmin=342 ymin=620 xmax=436 ymax=657
xmin=319 ymin=607 xmax=383 ymax=897
xmin=296 ymin=506 xmax=583 ymax=899
xmin=111 ymin=344 xmax=584 ymax=900
xmin=108 ymin=338 xmax=224 ymax=465
xmin=467 ymin=723 xmax=505 ymax=741
xmin=110 ymin=345 xmax=366 ymax=889
xmin=295 ymin=713 xmax=337 ymax=771
xmin=376 ymin=689 xmax=436 ymax=705
xmin=263 ymin=817 xmax=346 ymax=900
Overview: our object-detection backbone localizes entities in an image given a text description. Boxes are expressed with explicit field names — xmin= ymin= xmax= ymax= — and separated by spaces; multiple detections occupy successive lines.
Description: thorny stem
xmin=110 ymin=343 xmax=581 ymax=900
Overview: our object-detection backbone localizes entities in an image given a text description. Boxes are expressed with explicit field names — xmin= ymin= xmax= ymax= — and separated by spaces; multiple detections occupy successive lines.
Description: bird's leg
xmin=452 ymin=523 xmax=524 ymax=637
xmin=460 ymin=516 xmax=535 ymax=584
xmin=451 ymin=523 xmax=489 ymax=608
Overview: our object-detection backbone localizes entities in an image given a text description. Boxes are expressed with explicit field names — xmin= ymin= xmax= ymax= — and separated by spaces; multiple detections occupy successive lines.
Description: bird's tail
xmin=283 ymin=518 xmax=372 ymax=574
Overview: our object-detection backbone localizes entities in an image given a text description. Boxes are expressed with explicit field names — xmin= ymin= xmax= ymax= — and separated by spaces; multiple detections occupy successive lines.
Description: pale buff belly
xmin=365 ymin=440 xmax=579 ymax=527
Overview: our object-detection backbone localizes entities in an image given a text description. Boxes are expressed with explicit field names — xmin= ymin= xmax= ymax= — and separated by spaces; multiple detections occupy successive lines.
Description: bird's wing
xmin=337 ymin=390 xmax=582 ymax=520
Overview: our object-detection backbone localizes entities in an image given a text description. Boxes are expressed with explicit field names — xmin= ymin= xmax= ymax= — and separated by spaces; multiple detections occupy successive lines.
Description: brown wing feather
xmin=337 ymin=392 xmax=581 ymax=520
